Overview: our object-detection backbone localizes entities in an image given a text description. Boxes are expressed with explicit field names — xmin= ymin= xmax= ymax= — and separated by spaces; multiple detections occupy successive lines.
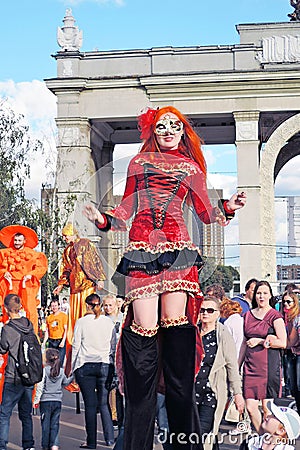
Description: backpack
xmin=8 ymin=320 xmax=43 ymax=386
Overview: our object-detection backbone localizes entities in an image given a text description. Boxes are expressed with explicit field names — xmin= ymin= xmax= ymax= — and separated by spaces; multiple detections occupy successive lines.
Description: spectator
xmin=60 ymin=297 xmax=70 ymax=315
xmin=196 ymin=296 xmax=244 ymax=450
xmin=43 ymin=299 xmax=68 ymax=367
xmin=220 ymin=297 xmax=243 ymax=356
xmin=281 ymin=291 xmax=300 ymax=400
xmin=239 ymin=281 xmax=287 ymax=432
xmin=72 ymin=293 xmax=116 ymax=448
xmin=34 ymin=348 xmax=73 ymax=450
xmin=0 ymin=294 xmax=37 ymax=450
xmin=232 ymin=278 xmax=258 ymax=316
xmin=102 ymin=294 xmax=124 ymax=429
xmin=239 ymin=401 xmax=300 ymax=450
xmin=285 ymin=283 xmax=300 ymax=295
xmin=102 ymin=294 xmax=123 ymax=339
xmin=205 ymin=284 xmax=226 ymax=301
xmin=286 ymin=293 xmax=300 ymax=414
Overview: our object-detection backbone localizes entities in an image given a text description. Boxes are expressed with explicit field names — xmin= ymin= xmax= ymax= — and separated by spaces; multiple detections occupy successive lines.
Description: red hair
xmin=138 ymin=106 xmax=207 ymax=177
xmin=220 ymin=297 xmax=243 ymax=319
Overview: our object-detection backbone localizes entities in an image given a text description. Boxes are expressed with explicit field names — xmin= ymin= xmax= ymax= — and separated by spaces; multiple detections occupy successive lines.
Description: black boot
xmin=121 ymin=326 xmax=158 ymax=450
xmin=161 ymin=324 xmax=202 ymax=450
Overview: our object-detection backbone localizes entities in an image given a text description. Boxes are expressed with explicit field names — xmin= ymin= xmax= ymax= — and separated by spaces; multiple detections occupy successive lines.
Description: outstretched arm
xmin=83 ymin=204 xmax=105 ymax=224
xmin=226 ymin=192 xmax=247 ymax=211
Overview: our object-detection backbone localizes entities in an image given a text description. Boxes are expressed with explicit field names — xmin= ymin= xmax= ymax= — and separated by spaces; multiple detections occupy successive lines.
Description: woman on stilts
xmin=84 ymin=105 xmax=246 ymax=450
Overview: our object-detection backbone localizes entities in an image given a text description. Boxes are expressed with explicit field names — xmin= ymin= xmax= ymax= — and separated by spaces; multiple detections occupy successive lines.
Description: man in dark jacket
xmin=0 ymin=293 xmax=36 ymax=450
xmin=231 ymin=278 xmax=258 ymax=316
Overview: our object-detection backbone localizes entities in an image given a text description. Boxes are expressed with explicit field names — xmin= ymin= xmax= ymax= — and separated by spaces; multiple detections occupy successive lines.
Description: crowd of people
xmin=0 ymin=106 xmax=299 ymax=450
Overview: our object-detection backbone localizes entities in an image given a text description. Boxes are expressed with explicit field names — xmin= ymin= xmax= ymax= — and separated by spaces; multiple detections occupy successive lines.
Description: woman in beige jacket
xmin=196 ymin=296 xmax=245 ymax=450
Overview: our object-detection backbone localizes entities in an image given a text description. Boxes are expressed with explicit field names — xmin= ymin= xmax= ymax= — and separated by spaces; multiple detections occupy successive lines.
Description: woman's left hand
xmin=226 ymin=192 xmax=247 ymax=211
xmin=246 ymin=337 xmax=263 ymax=348
xmin=234 ymin=393 xmax=245 ymax=414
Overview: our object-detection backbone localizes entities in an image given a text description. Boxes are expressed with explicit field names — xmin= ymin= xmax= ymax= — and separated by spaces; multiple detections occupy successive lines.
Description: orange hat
xmin=0 ymin=225 xmax=39 ymax=249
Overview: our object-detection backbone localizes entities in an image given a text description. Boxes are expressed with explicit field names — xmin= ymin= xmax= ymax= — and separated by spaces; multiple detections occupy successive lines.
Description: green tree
xmin=0 ymin=102 xmax=42 ymax=230
xmin=200 ymin=256 xmax=240 ymax=293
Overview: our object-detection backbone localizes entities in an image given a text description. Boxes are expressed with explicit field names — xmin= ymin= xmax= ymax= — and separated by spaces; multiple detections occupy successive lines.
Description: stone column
xmin=233 ymin=111 xmax=263 ymax=289
xmin=92 ymin=140 xmax=116 ymax=294
xmin=55 ymin=117 xmax=97 ymax=236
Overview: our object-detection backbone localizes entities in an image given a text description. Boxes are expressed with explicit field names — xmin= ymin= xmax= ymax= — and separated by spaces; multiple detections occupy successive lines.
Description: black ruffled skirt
xmin=112 ymin=248 xmax=204 ymax=299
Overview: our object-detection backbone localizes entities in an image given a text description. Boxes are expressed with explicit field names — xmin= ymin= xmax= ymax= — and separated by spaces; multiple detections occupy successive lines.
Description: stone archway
xmin=260 ymin=113 xmax=300 ymax=284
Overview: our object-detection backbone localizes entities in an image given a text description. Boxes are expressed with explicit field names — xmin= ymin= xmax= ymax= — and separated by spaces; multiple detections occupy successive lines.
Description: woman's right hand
xmin=83 ymin=204 xmax=105 ymax=224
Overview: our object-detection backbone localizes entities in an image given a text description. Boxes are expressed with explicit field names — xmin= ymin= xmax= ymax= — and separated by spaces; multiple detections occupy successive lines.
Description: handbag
xmin=225 ymin=396 xmax=252 ymax=434
xmin=225 ymin=396 xmax=240 ymax=422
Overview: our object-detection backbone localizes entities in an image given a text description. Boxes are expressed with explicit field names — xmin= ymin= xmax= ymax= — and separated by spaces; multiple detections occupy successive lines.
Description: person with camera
xmin=43 ymin=298 xmax=68 ymax=367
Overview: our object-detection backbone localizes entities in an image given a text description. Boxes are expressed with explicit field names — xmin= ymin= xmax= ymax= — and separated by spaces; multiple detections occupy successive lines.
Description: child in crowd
xmin=34 ymin=348 xmax=73 ymax=450
xmin=240 ymin=401 xmax=300 ymax=450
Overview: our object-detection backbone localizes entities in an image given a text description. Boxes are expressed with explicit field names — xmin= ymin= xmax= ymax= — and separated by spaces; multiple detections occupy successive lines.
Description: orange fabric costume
xmin=57 ymin=237 xmax=106 ymax=348
xmin=0 ymin=225 xmax=47 ymax=401
xmin=0 ymin=225 xmax=48 ymax=333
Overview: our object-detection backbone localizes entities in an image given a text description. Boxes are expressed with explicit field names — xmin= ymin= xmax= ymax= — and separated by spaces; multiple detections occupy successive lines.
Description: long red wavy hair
xmin=138 ymin=106 xmax=207 ymax=177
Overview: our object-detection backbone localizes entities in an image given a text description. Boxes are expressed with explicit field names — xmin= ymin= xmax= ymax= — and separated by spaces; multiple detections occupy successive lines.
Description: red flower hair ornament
xmin=137 ymin=107 xmax=159 ymax=140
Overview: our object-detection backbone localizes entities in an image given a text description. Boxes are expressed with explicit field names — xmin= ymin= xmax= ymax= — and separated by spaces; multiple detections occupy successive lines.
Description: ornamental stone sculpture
xmin=57 ymin=9 xmax=83 ymax=51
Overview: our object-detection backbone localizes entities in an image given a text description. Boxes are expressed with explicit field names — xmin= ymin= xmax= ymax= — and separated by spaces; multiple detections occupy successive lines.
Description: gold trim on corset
xmin=124 ymin=240 xmax=202 ymax=255
xmin=135 ymin=157 xmax=198 ymax=176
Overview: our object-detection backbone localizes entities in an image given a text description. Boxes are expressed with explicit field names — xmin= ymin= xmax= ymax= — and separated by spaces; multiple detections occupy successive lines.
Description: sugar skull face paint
xmin=154 ymin=115 xmax=183 ymax=136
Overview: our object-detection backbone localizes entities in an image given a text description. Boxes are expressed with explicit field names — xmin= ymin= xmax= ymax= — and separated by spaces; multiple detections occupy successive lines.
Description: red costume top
xmin=97 ymin=150 xmax=230 ymax=323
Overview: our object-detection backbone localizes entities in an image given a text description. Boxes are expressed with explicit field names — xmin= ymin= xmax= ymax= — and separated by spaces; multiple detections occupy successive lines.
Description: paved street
xmin=5 ymin=392 xmax=300 ymax=450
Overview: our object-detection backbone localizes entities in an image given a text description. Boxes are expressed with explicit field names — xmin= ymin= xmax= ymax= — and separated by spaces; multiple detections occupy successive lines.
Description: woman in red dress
xmin=239 ymin=280 xmax=286 ymax=433
xmin=84 ymin=106 xmax=246 ymax=450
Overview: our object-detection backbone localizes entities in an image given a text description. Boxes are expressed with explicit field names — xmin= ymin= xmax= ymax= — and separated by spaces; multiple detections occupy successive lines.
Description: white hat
xmin=267 ymin=401 xmax=300 ymax=440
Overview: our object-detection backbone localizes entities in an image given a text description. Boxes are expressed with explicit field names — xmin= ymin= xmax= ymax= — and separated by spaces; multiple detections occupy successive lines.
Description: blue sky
xmin=0 ymin=0 xmax=292 ymax=83
xmin=1 ymin=0 xmax=299 ymax=267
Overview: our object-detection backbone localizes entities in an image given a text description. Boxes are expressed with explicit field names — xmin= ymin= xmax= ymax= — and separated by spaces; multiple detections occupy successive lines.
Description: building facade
xmin=46 ymin=10 xmax=300 ymax=291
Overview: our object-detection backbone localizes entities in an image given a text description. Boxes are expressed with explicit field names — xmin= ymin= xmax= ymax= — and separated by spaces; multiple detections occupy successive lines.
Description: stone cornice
xmin=46 ymin=70 xmax=300 ymax=91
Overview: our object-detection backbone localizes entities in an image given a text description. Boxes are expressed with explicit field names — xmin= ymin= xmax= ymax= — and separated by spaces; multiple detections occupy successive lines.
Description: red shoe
xmin=65 ymin=381 xmax=80 ymax=393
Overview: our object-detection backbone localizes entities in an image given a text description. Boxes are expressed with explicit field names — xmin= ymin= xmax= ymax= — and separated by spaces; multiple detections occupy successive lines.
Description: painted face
xmin=13 ymin=234 xmax=26 ymax=250
xmin=154 ymin=115 xmax=183 ymax=136
xmin=154 ymin=113 xmax=184 ymax=151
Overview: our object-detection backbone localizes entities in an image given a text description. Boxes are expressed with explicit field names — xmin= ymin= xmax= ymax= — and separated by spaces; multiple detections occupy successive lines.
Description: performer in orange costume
xmin=0 ymin=225 xmax=48 ymax=333
xmin=0 ymin=225 xmax=47 ymax=401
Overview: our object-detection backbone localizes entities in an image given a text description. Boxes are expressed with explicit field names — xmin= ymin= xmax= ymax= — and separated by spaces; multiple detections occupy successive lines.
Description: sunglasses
xmin=283 ymin=300 xmax=294 ymax=305
xmin=89 ymin=303 xmax=100 ymax=309
xmin=200 ymin=308 xmax=218 ymax=314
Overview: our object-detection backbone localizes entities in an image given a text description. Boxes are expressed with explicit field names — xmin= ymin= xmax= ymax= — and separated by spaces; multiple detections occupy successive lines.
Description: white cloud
xmin=0 ymin=80 xmax=57 ymax=200
xmin=203 ymin=147 xmax=216 ymax=166
xmin=207 ymin=173 xmax=237 ymax=199
xmin=275 ymin=156 xmax=300 ymax=196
